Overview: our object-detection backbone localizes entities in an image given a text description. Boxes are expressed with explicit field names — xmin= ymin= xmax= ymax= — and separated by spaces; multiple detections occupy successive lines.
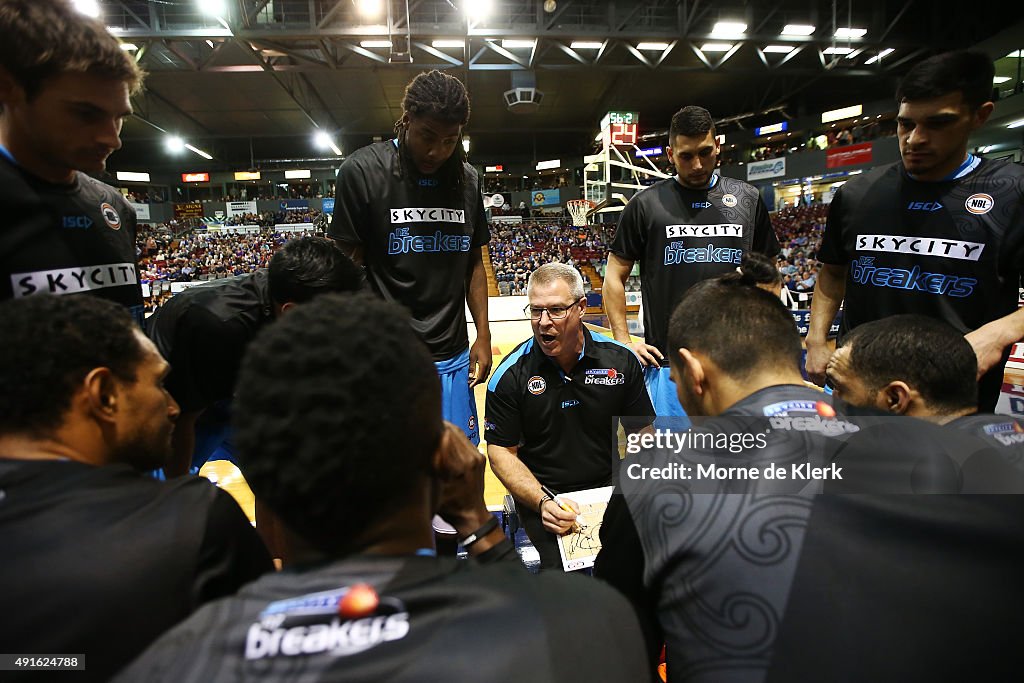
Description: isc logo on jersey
xmin=584 ymin=368 xmax=625 ymax=386
xmin=965 ymin=193 xmax=994 ymax=215
xmin=245 ymin=584 xmax=410 ymax=660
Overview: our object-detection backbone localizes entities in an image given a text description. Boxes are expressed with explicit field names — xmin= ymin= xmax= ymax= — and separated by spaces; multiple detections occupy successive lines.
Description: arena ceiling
xmin=95 ymin=0 xmax=1024 ymax=170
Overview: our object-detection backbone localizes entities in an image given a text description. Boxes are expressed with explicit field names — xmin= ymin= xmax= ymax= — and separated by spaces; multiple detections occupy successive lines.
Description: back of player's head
xmin=667 ymin=277 xmax=801 ymax=380
xmin=669 ymin=106 xmax=715 ymax=141
xmin=0 ymin=295 xmax=143 ymax=437
xmin=896 ymin=50 xmax=994 ymax=110
xmin=527 ymin=262 xmax=585 ymax=300
xmin=267 ymin=236 xmax=363 ymax=305
xmin=401 ymin=69 xmax=471 ymax=126
xmin=0 ymin=0 xmax=144 ymax=98
xmin=233 ymin=292 xmax=442 ymax=553
xmin=842 ymin=315 xmax=978 ymax=413
xmin=717 ymin=252 xmax=782 ymax=289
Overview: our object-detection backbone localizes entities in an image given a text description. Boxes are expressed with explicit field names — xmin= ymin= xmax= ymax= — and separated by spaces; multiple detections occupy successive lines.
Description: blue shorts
xmin=645 ymin=365 xmax=691 ymax=426
xmin=436 ymin=348 xmax=480 ymax=445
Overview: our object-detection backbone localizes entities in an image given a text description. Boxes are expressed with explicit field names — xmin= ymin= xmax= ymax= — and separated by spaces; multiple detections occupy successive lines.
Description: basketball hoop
xmin=566 ymin=199 xmax=595 ymax=227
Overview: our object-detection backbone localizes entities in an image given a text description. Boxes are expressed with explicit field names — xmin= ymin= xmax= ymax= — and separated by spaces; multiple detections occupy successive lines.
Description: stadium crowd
xmin=489 ymin=223 xmax=607 ymax=295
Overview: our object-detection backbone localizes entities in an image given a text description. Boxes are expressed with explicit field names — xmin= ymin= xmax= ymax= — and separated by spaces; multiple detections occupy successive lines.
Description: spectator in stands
xmin=115 ymin=292 xmax=651 ymax=682
xmin=0 ymin=294 xmax=272 ymax=682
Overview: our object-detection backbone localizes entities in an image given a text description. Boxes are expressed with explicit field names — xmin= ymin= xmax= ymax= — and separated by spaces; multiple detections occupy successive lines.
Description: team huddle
xmin=1 ymin=1 xmax=1024 ymax=681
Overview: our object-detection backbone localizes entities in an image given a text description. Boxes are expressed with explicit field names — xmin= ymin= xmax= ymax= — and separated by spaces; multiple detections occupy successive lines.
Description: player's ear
xmin=677 ymin=348 xmax=705 ymax=396
xmin=879 ymin=381 xmax=912 ymax=415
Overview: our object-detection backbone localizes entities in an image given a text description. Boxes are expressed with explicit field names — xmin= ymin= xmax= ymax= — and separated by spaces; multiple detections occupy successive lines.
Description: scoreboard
xmin=599 ymin=111 xmax=639 ymax=147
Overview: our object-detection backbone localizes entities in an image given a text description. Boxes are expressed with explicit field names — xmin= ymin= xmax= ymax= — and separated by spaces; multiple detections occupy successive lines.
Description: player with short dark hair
xmin=807 ymin=50 xmax=1024 ymax=411
xmin=146 ymin=236 xmax=363 ymax=476
xmin=604 ymin=104 xmax=779 ymax=416
xmin=0 ymin=295 xmax=272 ymax=683
xmin=0 ymin=0 xmax=148 ymax=323
xmin=828 ymin=314 xmax=979 ymax=415
xmin=115 ymin=292 xmax=651 ymax=683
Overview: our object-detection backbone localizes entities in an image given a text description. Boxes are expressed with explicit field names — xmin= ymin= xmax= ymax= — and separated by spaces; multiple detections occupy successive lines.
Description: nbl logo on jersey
xmin=965 ymin=193 xmax=994 ymax=215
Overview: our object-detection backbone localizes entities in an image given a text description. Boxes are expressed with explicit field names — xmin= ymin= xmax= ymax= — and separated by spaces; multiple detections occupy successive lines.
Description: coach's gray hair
xmin=527 ymin=263 xmax=586 ymax=301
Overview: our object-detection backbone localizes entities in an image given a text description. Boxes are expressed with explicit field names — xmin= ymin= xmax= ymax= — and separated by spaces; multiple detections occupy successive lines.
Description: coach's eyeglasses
xmin=524 ymin=300 xmax=581 ymax=320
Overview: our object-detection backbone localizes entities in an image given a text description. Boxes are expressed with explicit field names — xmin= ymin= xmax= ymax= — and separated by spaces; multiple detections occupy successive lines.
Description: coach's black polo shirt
xmin=485 ymin=325 xmax=654 ymax=493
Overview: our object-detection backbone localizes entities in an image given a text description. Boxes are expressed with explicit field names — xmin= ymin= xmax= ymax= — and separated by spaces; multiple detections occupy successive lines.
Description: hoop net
xmin=567 ymin=199 xmax=595 ymax=227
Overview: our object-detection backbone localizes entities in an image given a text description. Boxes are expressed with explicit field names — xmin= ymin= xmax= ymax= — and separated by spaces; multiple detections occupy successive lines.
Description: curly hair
xmin=393 ymin=70 xmax=471 ymax=193
xmin=0 ymin=0 xmax=145 ymax=98
xmin=0 ymin=295 xmax=144 ymax=436
xmin=233 ymin=292 xmax=442 ymax=553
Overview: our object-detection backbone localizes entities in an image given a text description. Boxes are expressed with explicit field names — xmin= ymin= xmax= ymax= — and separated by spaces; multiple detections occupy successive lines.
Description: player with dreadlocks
xmin=329 ymin=70 xmax=490 ymax=548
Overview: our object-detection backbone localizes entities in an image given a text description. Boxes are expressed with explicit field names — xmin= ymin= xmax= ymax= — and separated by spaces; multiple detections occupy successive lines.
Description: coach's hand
xmin=630 ymin=341 xmax=664 ymax=368
xmin=468 ymin=336 xmax=492 ymax=387
xmin=541 ymin=496 xmax=580 ymax=535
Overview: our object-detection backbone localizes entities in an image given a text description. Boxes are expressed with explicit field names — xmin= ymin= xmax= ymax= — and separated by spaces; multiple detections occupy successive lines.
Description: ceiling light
xmin=1007 ymin=119 xmax=1024 ymax=129
xmin=994 ymin=76 xmax=1011 ymax=84
xmin=462 ymin=138 xmax=470 ymax=153
xmin=197 ymin=0 xmax=228 ymax=18
xmin=700 ymin=43 xmax=733 ymax=52
xmin=360 ymin=40 xmax=392 ymax=48
xmin=1006 ymin=50 xmax=1024 ymax=58
xmin=314 ymin=130 xmax=342 ymax=155
xmin=865 ymin=48 xmax=894 ymax=65
xmin=823 ymin=47 xmax=854 ymax=55
xmin=432 ymin=40 xmax=465 ymax=48
xmin=834 ymin=27 xmax=867 ymax=39
xmin=185 ymin=144 xmax=213 ymax=160
xmin=119 ymin=43 xmax=138 ymax=51
xmin=782 ymin=24 xmax=815 ymax=35
xmin=637 ymin=42 xmax=670 ymax=50
xmin=712 ymin=21 xmax=746 ymax=36
xmin=501 ymin=39 xmax=536 ymax=49
xmin=165 ymin=136 xmax=185 ymax=153
xmin=763 ymin=45 xmax=795 ymax=54
xmin=464 ymin=0 xmax=492 ymax=20
xmin=356 ymin=0 xmax=383 ymax=19
xmin=73 ymin=0 xmax=100 ymax=17
xmin=571 ymin=41 xmax=603 ymax=49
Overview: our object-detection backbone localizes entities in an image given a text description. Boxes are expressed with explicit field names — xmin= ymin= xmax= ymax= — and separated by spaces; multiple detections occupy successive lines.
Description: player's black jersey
xmin=610 ymin=174 xmax=779 ymax=357
xmin=0 ymin=159 xmax=143 ymax=324
xmin=329 ymin=141 xmax=489 ymax=361
xmin=146 ymin=270 xmax=274 ymax=412
xmin=114 ymin=546 xmax=650 ymax=683
xmin=817 ymin=158 xmax=1024 ymax=338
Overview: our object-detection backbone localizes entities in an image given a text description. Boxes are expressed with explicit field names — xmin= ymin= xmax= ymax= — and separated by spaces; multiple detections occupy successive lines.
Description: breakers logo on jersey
xmin=100 ymin=202 xmax=121 ymax=230
xmin=856 ymin=235 xmax=984 ymax=261
xmin=388 ymin=227 xmax=471 ymax=255
xmin=11 ymin=262 xmax=138 ymax=298
xmin=664 ymin=243 xmax=742 ymax=266
xmin=390 ymin=207 xmax=465 ymax=224
xmin=983 ymin=421 xmax=1024 ymax=445
xmin=665 ymin=224 xmax=742 ymax=239
xmin=850 ymin=256 xmax=976 ymax=298
xmin=762 ymin=400 xmax=859 ymax=435
xmin=245 ymin=584 xmax=410 ymax=661
xmin=965 ymin=193 xmax=994 ymax=215
xmin=584 ymin=368 xmax=625 ymax=386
